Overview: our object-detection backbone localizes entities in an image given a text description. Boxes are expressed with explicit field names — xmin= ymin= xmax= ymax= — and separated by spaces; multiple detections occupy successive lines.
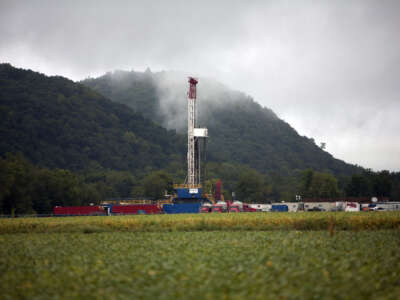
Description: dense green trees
xmin=236 ymin=170 xmax=265 ymax=203
xmin=297 ymin=169 xmax=400 ymax=201
xmin=0 ymin=153 xmax=34 ymax=215
xmin=0 ymin=63 xmax=185 ymax=173
xmin=0 ymin=154 xmax=88 ymax=214
xmin=0 ymin=154 xmax=145 ymax=214
xmin=131 ymin=171 xmax=174 ymax=199
xmin=0 ymin=153 xmax=173 ymax=214
xmin=345 ymin=174 xmax=371 ymax=197
xmin=0 ymin=151 xmax=399 ymax=215
xmin=299 ymin=169 xmax=340 ymax=199
xmin=345 ymin=170 xmax=393 ymax=198
xmin=141 ymin=171 xmax=173 ymax=199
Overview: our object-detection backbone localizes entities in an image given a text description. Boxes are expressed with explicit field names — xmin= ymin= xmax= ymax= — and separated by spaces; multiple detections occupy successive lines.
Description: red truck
xmin=200 ymin=203 xmax=212 ymax=213
xmin=211 ymin=201 xmax=228 ymax=213
xmin=229 ymin=201 xmax=243 ymax=212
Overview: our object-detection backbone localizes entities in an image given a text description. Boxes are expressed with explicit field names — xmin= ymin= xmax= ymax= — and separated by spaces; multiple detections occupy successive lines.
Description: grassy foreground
xmin=1 ymin=213 xmax=400 ymax=299
xmin=1 ymin=230 xmax=400 ymax=299
xmin=1 ymin=211 xmax=400 ymax=233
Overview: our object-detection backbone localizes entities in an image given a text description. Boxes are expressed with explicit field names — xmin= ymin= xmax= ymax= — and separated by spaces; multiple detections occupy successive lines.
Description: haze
xmin=1 ymin=0 xmax=399 ymax=171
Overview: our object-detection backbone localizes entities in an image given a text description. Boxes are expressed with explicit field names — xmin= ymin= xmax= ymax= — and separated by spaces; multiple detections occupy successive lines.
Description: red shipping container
xmin=53 ymin=206 xmax=106 ymax=216
xmin=111 ymin=204 xmax=162 ymax=215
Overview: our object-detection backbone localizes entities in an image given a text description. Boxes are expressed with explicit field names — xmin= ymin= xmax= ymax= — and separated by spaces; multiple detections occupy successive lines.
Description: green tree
xmin=372 ymin=170 xmax=392 ymax=197
xmin=141 ymin=171 xmax=173 ymax=199
xmin=390 ymin=173 xmax=400 ymax=202
xmin=236 ymin=170 xmax=264 ymax=203
xmin=300 ymin=169 xmax=314 ymax=198
xmin=309 ymin=172 xmax=340 ymax=198
xmin=300 ymin=169 xmax=340 ymax=199
xmin=78 ymin=183 xmax=103 ymax=206
xmin=31 ymin=168 xmax=81 ymax=212
xmin=345 ymin=174 xmax=371 ymax=197
xmin=0 ymin=153 xmax=34 ymax=214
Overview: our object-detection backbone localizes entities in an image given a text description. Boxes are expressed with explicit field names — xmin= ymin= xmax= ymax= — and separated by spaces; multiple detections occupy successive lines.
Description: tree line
xmin=1 ymin=153 xmax=399 ymax=215
xmin=0 ymin=153 xmax=176 ymax=215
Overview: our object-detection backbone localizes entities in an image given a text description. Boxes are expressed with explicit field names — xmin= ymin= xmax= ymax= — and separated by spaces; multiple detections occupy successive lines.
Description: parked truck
xmin=200 ymin=202 xmax=212 ymax=213
xmin=229 ymin=201 xmax=243 ymax=212
xmin=211 ymin=201 xmax=228 ymax=213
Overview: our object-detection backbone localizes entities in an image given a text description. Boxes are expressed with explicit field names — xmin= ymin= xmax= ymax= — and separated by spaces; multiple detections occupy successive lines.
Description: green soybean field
xmin=1 ymin=213 xmax=400 ymax=299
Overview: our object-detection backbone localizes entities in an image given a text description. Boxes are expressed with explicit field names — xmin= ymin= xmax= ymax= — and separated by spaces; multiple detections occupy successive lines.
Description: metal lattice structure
xmin=187 ymin=77 xmax=208 ymax=188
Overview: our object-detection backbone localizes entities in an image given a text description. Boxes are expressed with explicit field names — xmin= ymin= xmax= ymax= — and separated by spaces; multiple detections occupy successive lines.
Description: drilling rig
xmin=187 ymin=77 xmax=208 ymax=188
xmin=171 ymin=77 xmax=209 ymax=206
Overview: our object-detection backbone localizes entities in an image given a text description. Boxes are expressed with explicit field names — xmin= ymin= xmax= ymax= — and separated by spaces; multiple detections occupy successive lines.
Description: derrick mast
xmin=187 ymin=77 xmax=197 ymax=187
xmin=187 ymin=77 xmax=207 ymax=188
xmin=167 ymin=77 xmax=209 ymax=213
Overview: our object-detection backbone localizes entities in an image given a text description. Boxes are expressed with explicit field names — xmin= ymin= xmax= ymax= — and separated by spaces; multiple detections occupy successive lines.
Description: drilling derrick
xmin=186 ymin=77 xmax=207 ymax=189
xmin=165 ymin=77 xmax=210 ymax=213
xmin=187 ymin=77 xmax=197 ymax=187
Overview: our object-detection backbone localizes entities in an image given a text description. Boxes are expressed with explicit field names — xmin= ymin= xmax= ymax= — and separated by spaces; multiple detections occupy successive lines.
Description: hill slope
xmin=82 ymin=70 xmax=361 ymax=176
xmin=0 ymin=64 xmax=185 ymax=172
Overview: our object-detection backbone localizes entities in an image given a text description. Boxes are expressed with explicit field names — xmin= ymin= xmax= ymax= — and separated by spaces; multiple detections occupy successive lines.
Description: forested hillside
xmin=82 ymin=70 xmax=361 ymax=177
xmin=1 ymin=64 xmax=399 ymax=214
xmin=0 ymin=64 xmax=185 ymax=173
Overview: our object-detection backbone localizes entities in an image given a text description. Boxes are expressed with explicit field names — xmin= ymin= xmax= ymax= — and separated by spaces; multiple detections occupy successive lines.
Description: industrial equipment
xmin=171 ymin=77 xmax=209 ymax=212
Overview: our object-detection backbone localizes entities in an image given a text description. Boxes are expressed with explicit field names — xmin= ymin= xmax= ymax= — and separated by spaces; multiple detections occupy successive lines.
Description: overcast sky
xmin=1 ymin=0 xmax=399 ymax=171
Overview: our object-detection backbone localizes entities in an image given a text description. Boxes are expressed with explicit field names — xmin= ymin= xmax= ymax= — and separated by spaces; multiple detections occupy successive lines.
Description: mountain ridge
xmin=82 ymin=69 xmax=361 ymax=177
xmin=0 ymin=63 xmax=185 ymax=173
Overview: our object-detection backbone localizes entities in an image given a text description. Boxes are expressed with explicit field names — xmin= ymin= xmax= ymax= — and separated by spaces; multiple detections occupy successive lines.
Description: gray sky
xmin=1 ymin=0 xmax=399 ymax=171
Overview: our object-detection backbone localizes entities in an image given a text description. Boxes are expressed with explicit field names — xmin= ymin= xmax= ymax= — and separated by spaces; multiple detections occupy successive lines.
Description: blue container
xmin=271 ymin=204 xmax=288 ymax=212
xmin=163 ymin=203 xmax=202 ymax=214
xmin=176 ymin=188 xmax=202 ymax=199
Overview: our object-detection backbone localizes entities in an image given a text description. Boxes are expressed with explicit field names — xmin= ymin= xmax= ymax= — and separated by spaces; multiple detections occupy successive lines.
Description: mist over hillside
xmin=83 ymin=70 xmax=361 ymax=177
xmin=84 ymin=70 xmax=277 ymax=131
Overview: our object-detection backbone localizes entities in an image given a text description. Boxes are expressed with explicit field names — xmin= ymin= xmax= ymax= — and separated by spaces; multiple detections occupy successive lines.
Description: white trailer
xmin=370 ymin=202 xmax=400 ymax=211
xmin=284 ymin=202 xmax=303 ymax=212
xmin=248 ymin=204 xmax=271 ymax=212
xmin=345 ymin=202 xmax=360 ymax=212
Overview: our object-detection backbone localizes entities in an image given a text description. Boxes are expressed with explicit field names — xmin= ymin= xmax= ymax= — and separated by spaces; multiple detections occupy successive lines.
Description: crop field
xmin=1 ymin=211 xmax=400 ymax=234
xmin=1 ymin=213 xmax=400 ymax=299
